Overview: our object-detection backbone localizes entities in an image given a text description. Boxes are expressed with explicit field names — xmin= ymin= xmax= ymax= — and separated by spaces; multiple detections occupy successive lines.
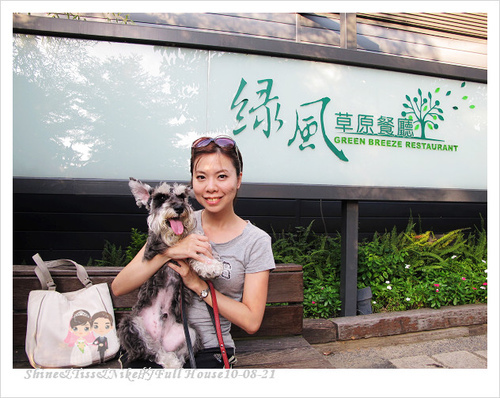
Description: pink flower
xmin=472 ymin=287 xmax=477 ymax=290
xmin=434 ymin=283 xmax=440 ymax=287
xmin=436 ymin=289 xmax=439 ymax=293
xmin=483 ymin=282 xmax=487 ymax=286
xmin=462 ymin=277 xmax=466 ymax=281
xmin=312 ymin=301 xmax=316 ymax=304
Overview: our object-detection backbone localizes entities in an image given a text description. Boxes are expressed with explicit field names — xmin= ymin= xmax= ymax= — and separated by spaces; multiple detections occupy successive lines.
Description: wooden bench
xmin=13 ymin=263 xmax=332 ymax=369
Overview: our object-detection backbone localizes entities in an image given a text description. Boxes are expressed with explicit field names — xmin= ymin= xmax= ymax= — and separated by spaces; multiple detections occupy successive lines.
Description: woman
xmin=111 ymin=136 xmax=275 ymax=368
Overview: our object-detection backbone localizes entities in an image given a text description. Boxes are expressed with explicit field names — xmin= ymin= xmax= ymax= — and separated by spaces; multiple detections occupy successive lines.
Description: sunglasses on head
xmin=192 ymin=136 xmax=236 ymax=149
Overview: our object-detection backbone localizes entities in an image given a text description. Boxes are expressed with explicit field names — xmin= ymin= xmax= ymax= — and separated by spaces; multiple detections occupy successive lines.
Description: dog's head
xmin=129 ymin=177 xmax=195 ymax=240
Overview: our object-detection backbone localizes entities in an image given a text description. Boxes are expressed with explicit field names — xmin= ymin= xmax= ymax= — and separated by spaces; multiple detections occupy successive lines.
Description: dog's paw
xmin=157 ymin=351 xmax=183 ymax=369
xmin=191 ymin=258 xmax=224 ymax=279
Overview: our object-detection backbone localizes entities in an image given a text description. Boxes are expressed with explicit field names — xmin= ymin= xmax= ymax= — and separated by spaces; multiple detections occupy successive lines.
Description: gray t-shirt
xmin=187 ymin=210 xmax=275 ymax=350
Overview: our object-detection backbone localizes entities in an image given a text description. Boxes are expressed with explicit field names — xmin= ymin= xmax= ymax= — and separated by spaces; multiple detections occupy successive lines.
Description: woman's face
xmin=192 ymin=152 xmax=242 ymax=214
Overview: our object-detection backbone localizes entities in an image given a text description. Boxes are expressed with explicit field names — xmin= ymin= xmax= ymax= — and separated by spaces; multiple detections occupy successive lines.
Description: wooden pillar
xmin=340 ymin=13 xmax=357 ymax=50
xmin=340 ymin=200 xmax=359 ymax=316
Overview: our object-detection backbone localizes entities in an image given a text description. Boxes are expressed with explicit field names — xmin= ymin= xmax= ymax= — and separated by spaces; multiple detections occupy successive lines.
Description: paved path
xmin=312 ymin=326 xmax=487 ymax=369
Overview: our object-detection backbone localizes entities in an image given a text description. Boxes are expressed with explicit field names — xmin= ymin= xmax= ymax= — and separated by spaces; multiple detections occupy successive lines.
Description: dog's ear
xmin=185 ymin=185 xmax=194 ymax=198
xmin=129 ymin=177 xmax=152 ymax=209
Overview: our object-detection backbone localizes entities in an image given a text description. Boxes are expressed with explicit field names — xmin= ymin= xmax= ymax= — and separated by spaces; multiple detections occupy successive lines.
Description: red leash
xmin=206 ymin=280 xmax=230 ymax=369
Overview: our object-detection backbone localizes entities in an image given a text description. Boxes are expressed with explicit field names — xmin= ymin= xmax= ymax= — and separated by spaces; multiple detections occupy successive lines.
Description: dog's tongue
xmin=169 ymin=219 xmax=184 ymax=235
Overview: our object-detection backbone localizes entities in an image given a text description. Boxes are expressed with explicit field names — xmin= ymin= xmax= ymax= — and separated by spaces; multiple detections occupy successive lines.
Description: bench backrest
xmin=13 ymin=263 xmax=303 ymax=347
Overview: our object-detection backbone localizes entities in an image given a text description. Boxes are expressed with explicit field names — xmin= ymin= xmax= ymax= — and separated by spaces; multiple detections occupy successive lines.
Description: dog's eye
xmin=154 ymin=194 xmax=167 ymax=203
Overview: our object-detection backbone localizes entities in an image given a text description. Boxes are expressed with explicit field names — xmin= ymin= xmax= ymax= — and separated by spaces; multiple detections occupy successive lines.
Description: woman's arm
xmin=111 ymin=245 xmax=168 ymax=296
xmin=169 ymin=260 xmax=270 ymax=335
xmin=111 ymin=234 xmax=213 ymax=296
xmin=212 ymin=270 xmax=270 ymax=335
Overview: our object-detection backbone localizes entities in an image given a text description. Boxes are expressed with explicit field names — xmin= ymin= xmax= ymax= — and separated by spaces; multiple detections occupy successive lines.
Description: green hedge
xmin=272 ymin=218 xmax=487 ymax=318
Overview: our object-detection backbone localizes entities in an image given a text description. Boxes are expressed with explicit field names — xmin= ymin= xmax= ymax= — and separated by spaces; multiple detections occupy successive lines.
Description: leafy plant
xmin=273 ymin=222 xmax=343 ymax=318
xmin=90 ymin=228 xmax=147 ymax=267
xmin=93 ymin=240 xmax=127 ymax=267
xmin=126 ymin=228 xmax=148 ymax=262
xmin=273 ymin=217 xmax=487 ymax=318
xmin=304 ymin=281 xmax=342 ymax=318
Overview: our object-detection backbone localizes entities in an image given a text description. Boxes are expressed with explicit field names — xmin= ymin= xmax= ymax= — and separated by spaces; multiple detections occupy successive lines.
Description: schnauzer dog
xmin=117 ymin=177 xmax=224 ymax=368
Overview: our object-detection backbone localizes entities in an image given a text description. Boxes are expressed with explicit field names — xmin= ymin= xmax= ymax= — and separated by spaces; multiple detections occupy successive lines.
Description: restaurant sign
xmin=13 ymin=36 xmax=487 ymax=190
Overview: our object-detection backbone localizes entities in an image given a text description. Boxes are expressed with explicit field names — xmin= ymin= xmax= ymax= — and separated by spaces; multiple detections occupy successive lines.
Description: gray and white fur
xmin=117 ymin=177 xmax=224 ymax=368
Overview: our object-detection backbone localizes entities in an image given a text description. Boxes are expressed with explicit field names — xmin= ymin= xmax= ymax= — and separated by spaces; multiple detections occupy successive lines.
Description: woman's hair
xmin=190 ymin=138 xmax=243 ymax=178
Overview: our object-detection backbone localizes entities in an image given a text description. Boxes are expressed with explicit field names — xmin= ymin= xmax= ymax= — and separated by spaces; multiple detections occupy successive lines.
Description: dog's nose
xmin=173 ymin=205 xmax=184 ymax=215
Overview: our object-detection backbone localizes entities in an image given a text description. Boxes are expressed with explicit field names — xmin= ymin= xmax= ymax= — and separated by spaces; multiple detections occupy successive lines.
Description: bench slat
xmin=13 ymin=278 xmax=139 ymax=310
xmin=13 ymin=274 xmax=303 ymax=310
xmin=13 ymin=264 xmax=303 ymax=310
xmin=268 ymin=272 xmax=303 ymax=303
xmin=232 ymin=305 xmax=303 ymax=338
xmin=12 ymin=263 xmax=302 ymax=276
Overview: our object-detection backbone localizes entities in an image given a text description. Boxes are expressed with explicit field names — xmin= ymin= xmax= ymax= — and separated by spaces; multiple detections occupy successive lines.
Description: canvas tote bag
xmin=25 ymin=254 xmax=119 ymax=368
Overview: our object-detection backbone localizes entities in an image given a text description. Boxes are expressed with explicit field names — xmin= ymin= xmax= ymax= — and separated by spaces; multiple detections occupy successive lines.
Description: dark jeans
xmin=120 ymin=347 xmax=235 ymax=369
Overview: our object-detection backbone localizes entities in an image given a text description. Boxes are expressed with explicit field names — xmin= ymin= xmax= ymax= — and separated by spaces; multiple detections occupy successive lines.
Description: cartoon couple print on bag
xmin=64 ymin=309 xmax=114 ymax=367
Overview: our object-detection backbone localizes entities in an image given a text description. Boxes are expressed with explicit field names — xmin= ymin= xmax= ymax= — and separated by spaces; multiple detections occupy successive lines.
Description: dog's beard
xmin=147 ymin=206 xmax=195 ymax=243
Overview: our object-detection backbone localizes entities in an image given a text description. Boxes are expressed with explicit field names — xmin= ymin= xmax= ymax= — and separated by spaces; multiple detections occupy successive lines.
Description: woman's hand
xmin=165 ymin=233 xmax=214 ymax=295
xmin=165 ymin=233 xmax=213 ymax=264
xmin=167 ymin=259 xmax=206 ymax=295
xmin=112 ymin=234 xmax=212 ymax=297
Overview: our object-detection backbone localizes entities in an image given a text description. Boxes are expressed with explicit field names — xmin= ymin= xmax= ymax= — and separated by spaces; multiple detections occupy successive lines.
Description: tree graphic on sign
xmin=401 ymin=88 xmax=444 ymax=140
xmin=401 ymin=83 xmax=476 ymax=140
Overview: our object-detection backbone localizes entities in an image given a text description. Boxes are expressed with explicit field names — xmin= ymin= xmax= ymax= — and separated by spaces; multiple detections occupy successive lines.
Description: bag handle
xmin=32 ymin=253 xmax=93 ymax=291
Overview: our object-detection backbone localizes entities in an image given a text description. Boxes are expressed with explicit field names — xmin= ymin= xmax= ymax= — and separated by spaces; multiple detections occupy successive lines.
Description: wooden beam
xmin=340 ymin=200 xmax=359 ymax=317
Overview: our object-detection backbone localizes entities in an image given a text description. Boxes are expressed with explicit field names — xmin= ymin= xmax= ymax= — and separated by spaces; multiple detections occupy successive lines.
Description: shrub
xmin=273 ymin=224 xmax=342 ymax=318
xmin=93 ymin=240 xmax=127 ymax=267
xmin=126 ymin=228 xmax=148 ymax=262
xmin=90 ymin=228 xmax=147 ymax=267
xmin=361 ymin=219 xmax=488 ymax=312
xmin=273 ymin=219 xmax=487 ymax=318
